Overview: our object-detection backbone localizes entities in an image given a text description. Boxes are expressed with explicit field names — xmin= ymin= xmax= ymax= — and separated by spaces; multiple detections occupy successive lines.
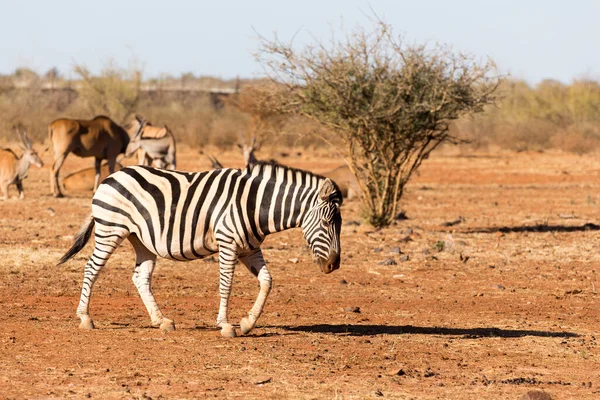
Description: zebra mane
xmin=245 ymin=160 xmax=343 ymax=204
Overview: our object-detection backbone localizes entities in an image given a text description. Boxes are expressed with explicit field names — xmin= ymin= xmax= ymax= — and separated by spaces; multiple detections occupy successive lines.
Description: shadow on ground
xmin=276 ymin=324 xmax=579 ymax=338
xmin=465 ymin=223 xmax=600 ymax=234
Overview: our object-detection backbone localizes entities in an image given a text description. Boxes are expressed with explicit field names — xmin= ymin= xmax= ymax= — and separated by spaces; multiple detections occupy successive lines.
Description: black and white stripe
xmin=59 ymin=161 xmax=343 ymax=337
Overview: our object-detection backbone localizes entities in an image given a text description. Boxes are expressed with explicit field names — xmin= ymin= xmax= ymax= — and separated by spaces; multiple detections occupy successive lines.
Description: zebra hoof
xmin=220 ymin=324 xmax=237 ymax=338
xmin=240 ymin=317 xmax=254 ymax=335
xmin=78 ymin=316 xmax=95 ymax=330
xmin=160 ymin=319 xmax=176 ymax=332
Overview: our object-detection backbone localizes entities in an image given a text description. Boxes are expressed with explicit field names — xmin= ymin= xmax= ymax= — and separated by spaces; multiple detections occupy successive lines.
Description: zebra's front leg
xmin=129 ymin=235 xmax=174 ymax=332
xmin=238 ymin=250 xmax=272 ymax=335
xmin=216 ymin=244 xmax=238 ymax=337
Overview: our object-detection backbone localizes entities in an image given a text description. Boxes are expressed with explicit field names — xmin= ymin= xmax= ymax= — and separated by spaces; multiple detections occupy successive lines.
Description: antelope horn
xmin=14 ymin=127 xmax=26 ymax=148
xmin=23 ymin=129 xmax=33 ymax=149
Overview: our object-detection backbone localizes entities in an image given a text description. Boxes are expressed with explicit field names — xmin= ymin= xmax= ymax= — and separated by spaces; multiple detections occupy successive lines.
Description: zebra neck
xmin=249 ymin=163 xmax=322 ymax=236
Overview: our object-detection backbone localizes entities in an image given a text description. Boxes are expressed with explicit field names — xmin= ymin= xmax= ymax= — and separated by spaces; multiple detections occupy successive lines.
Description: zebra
xmin=58 ymin=161 xmax=343 ymax=337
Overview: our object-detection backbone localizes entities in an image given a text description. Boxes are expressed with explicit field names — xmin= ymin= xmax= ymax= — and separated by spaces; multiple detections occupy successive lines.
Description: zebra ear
xmin=319 ymin=178 xmax=335 ymax=201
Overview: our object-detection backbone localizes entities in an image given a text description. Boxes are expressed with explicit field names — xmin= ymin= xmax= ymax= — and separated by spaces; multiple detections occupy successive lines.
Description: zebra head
xmin=302 ymin=178 xmax=343 ymax=274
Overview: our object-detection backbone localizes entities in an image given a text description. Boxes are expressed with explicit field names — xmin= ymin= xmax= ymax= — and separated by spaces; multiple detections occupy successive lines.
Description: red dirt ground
xmin=0 ymin=147 xmax=599 ymax=399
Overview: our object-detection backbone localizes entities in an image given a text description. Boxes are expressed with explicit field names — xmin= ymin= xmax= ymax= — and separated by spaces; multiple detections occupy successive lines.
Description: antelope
xmin=0 ymin=128 xmax=44 ymax=200
xmin=238 ymin=135 xmax=260 ymax=165
xmin=322 ymin=165 xmax=361 ymax=200
xmin=125 ymin=116 xmax=177 ymax=169
xmin=62 ymin=161 xmax=124 ymax=192
xmin=48 ymin=115 xmax=139 ymax=197
xmin=238 ymin=135 xmax=360 ymax=199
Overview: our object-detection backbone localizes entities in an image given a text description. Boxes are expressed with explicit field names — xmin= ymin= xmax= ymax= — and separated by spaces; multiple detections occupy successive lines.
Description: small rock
xmin=521 ymin=390 xmax=553 ymax=400
xmin=423 ymin=370 xmax=436 ymax=378
xmin=492 ymin=284 xmax=505 ymax=290
xmin=344 ymin=306 xmax=361 ymax=313
xmin=255 ymin=377 xmax=272 ymax=385
xmin=404 ymin=228 xmax=413 ymax=235
xmin=389 ymin=246 xmax=402 ymax=254
xmin=398 ymin=235 xmax=413 ymax=243
xmin=373 ymin=248 xmax=383 ymax=253
xmin=288 ymin=258 xmax=299 ymax=264
xmin=392 ymin=274 xmax=404 ymax=279
xmin=399 ymin=255 xmax=410 ymax=262
xmin=422 ymin=248 xmax=431 ymax=255
xmin=378 ymin=259 xmax=397 ymax=266
xmin=339 ymin=279 xmax=348 ymax=285
xmin=387 ymin=368 xmax=406 ymax=376
xmin=374 ymin=389 xmax=384 ymax=397
xmin=346 ymin=220 xmax=361 ymax=226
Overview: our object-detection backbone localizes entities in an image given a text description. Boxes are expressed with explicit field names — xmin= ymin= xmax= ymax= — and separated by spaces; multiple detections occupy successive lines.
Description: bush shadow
xmin=465 ymin=223 xmax=600 ymax=234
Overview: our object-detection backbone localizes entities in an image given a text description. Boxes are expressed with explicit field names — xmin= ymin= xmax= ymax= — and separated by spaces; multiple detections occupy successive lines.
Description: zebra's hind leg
xmin=128 ymin=234 xmax=175 ymax=332
xmin=238 ymin=250 xmax=272 ymax=335
xmin=76 ymin=229 xmax=126 ymax=329
xmin=216 ymin=243 xmax=239 ymax=338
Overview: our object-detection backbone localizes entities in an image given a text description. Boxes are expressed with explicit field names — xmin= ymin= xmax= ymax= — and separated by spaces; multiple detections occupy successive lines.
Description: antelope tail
xmin=57 ymin=215 xmax=95 ymax=265
xmin=45 ymin=125 xmax=54 ymax=153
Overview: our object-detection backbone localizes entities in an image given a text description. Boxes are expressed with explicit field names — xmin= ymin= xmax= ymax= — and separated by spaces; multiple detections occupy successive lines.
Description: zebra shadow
xmin=274 ymin=324 xmax=579 ymax=338
xmin=464 ymin=222 xmax=600 ymax=234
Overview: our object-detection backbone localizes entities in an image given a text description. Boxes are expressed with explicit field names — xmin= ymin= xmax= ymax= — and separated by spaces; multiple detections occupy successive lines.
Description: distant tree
xmin=44 ymin=67 xmax=60 ymax=89
xmin=225 ymin=81 xmax=286 ymax=140
xmin=74 ymin=61 xmax=143 ymax=121
xmin=44 ymin=67 xmax=60 ymax=80
xmin=257 ymin=20 xmax=500 ymax=227
xmin=180 ymin=72 xmax=195 ymax=89
xmin=13 ymin=68 xmax=39 ymax=87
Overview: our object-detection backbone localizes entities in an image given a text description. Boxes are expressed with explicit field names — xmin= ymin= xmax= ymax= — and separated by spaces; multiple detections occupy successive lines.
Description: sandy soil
xmin=0 ymin=147 xmax=599 ymax=399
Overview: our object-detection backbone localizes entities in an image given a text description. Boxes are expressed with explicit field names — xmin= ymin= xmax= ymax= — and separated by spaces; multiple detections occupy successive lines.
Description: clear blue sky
xmin=2 ymin=0 xmax=598 ymax=84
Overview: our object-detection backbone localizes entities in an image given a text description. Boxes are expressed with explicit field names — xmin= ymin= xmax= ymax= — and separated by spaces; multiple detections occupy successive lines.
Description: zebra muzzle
xmin=316 ymin=255 xmax=340 ymax=274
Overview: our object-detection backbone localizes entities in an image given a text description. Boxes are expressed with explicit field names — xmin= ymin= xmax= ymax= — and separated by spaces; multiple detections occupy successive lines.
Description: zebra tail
xmin=57 ymin=215 xmax=95 ymax=265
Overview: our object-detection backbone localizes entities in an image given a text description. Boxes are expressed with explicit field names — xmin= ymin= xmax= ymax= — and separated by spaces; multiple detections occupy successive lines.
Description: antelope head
xmin=125 ymin=116 xmax=147 ymax=158
xmin=237 ymin=133 xmax=260 ymax=165
xmin=15 ymin=127 xmax=43 ymax=168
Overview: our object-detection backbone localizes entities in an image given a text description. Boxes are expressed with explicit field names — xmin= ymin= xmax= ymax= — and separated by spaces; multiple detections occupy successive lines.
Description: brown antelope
xmin=62 ymin=161 xmax=124 ymax=192
xmin=125 ymin=116 xmax=177 ymax=169
xmin=48 ymin=115 xmax=139 ymax=197
xmin=322 ymin=165 xmax=361 ymax=200
xmin=0 ymin=128 xmax=44 ymax=200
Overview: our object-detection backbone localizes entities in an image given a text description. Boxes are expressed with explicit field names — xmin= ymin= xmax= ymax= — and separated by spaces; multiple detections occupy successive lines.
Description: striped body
xmin=94 ymin=164 xmax=335 ymax=259
xmin=60 ymin=161 xmax=343 ymax=337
